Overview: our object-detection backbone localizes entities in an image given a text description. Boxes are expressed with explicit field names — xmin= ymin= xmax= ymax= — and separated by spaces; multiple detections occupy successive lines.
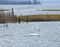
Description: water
xmin=0 ymin=22 xmax=60 ymax=47
xmin=0 ymin=5 xmax=60 ymax=47
xmin=0 ymin=4 xmax=60 ymax=16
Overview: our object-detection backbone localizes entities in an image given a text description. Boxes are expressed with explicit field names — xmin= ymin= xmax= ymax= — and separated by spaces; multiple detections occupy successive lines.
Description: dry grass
xmin=0 ymin=14 xmax=60 ymax=23
xmin=17 ymin=14 xmax=60 ymax=22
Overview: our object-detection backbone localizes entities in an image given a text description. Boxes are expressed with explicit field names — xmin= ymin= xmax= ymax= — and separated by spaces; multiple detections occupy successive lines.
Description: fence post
xmin=27 ymin=16 xmax=28 ymax=24
xmin=12 ymin=8 xmax=15 ymax=22
xmin=12 ymin=8 xmax=14 ymax=16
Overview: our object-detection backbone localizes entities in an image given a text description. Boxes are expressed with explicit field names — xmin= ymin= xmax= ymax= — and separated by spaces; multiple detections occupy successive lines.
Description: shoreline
xmin=0 ymin=14 xmax=60 ymax=23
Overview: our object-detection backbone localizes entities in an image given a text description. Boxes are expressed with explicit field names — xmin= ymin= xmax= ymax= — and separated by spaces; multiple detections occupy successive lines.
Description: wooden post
xmin=27 ymin=16 xmax=28 ymax=24
xmin=4 ymin=12 xmax=8 ymax=27
xmin=12 ymin=8 xmax=15 ymax=22
xmin=15 ymin=15 xmax=17 ymax=23
xmin=12 ymin=8 xmax=14 ymax=16
xmin=17 ymin=16 xmax=21 ymax=23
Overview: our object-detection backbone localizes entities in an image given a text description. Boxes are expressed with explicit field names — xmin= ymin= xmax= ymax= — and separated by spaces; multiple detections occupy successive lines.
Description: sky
xmin=41 ymin=0 xmax=60 ymax=4
xmin=8 ymin=0 xmax=60 ymax=3
xmin=0 ymin=0 xmax=60 ymax=4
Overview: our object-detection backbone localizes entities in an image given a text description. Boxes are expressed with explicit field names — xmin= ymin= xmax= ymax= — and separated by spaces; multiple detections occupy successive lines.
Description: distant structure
xmin=0 ymin=0 xmax=41 ymax=4
xmin=34 ymin=0 xmax=37 ymax=4
xmin=28 ymin=0 xmax=31 ymax=4
xmin=27 ymin=0 xmax=41 ymax=4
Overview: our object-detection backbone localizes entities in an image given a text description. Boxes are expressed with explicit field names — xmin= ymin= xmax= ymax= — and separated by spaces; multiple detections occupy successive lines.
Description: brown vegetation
xmin=0 ymin=8 xmax=17 ymax=23
xmin=17 ymin=14 xmax=60 ymax=22
xmin=0 ymin=14 xmax=60 ymax=23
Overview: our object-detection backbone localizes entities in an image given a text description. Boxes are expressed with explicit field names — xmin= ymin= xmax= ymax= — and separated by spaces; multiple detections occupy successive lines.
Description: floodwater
xmin=0 ymin=4 xmax=60 ymax=16
xmin=0 ymin=4 xmax=60 ymax=47
xmin=0 ymin=22 xmax=60 ymax=47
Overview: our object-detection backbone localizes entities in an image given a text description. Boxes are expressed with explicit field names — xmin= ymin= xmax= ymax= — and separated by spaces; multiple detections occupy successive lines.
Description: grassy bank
xmin=17 ymin=14 xmax=60 ymax=22
xmin=0 ymin=14 xmax=60 ymax=23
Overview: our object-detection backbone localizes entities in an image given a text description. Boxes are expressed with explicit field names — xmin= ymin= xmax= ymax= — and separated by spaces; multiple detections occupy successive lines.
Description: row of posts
xmin=3 ymin=8 xmax=29 ymax=27
xmin=1 ymin=8 xmax=29 ymax=27
xmin=12 ymin=8 xmax=28 ymax=23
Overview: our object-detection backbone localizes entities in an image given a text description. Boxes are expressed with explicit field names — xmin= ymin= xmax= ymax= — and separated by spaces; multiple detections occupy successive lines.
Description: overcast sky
xmin=41 ymin=0 xmax=60 ymax=4
xmin=10 ymin=0 xmax=60 ymax=3
xmin=0 ymin=0 xmax=60 ymax=4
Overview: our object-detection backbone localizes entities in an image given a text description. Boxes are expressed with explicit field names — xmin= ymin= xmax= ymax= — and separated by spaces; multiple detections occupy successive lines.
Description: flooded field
xmin=0 ymin=22 xmax=60 ymax=47
xmin=0 ymin=4 xmax=60 ymax=16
